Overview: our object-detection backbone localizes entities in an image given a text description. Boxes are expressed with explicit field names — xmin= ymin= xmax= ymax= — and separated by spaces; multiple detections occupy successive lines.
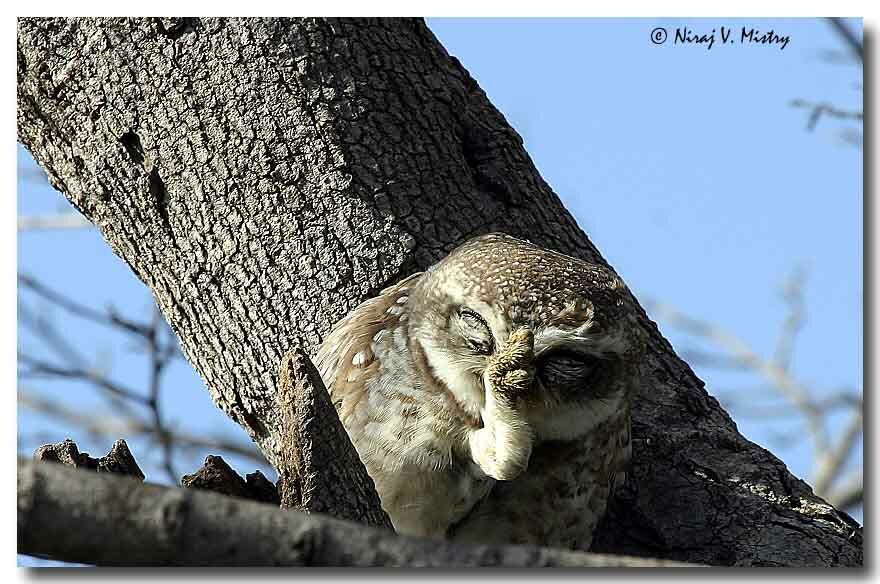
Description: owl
xmin=315 ymin=233 xmax=642 ymax=547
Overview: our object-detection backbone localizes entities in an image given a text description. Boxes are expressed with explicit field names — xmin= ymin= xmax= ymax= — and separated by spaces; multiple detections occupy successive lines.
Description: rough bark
xmin=276 ymin=347 xmax=393 ymax=528
xmin=34 ymin=438 xmax=144 ymax=480
xmin=181 ymin=454 xmax=279 ymax=505
xmin=17 ymin=17 xmax=862 ymax=566
xmin=18 ymin=459 xmax=698 ymax=567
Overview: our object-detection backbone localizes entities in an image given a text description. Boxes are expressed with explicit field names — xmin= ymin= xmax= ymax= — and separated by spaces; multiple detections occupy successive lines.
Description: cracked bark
xmin=17 ymin=17 xmax=862 ymax=567
xmin=18 ymin=459 xmax=698 ymax=567
xmin=276 ymin=347 xmax=392 ymax=529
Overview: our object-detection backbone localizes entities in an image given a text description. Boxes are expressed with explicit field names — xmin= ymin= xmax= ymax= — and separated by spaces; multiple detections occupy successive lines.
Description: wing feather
xmin=314 ymin=272 xmax=423 ymax=422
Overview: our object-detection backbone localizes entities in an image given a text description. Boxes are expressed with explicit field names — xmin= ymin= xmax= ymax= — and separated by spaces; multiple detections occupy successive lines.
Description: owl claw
xmin=468 ymin=421 xmax=533 ymax=481
xmin=486 ymin=328 xmax=535 ymax=405
xmin=470 ymin=328 xmax=536 ymax=481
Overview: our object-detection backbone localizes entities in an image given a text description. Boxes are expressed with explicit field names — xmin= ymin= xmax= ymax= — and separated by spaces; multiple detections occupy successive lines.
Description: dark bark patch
xmin=181 ymin=454 xmax=280 ymax=505
xmin=156 ymin=17 xmax=199 ymax=41
xmin=460 ymin=126 xmax=517 ymax=206
xmin=148 ymin=166 xmax=172 ymax=234
xmin=239 ymin=410 xmax=268 ymax=439
xmin=120 ymin=131 xmax=145 ymax=166
xmin=33 ymin=438 xmax=145 ymax=481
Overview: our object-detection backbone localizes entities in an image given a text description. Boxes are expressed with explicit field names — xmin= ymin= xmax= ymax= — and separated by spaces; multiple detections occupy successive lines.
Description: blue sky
xmin=17 ymin=18 xmax=862 ymax=565
xmin=427 ymin=17 xmax=862 ymax=499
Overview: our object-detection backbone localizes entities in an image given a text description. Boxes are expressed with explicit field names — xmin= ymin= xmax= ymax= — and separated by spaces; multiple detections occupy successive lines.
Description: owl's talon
xmin=487 ymin=328 xmax=536 ymax=404
xmin=468 ymin=422 xmax=533 ymax=481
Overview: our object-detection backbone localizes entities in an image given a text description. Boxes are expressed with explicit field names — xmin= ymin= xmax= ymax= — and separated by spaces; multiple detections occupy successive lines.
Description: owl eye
xmin=538 ymin=351 xmax=597 ymax=389
xmin=458 ymin=307 xmax=494 ymax=354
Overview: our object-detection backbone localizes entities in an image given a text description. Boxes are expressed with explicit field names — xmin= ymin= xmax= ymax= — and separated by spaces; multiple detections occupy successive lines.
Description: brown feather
xmin=315 ymin=272 xmax=422 ymax=424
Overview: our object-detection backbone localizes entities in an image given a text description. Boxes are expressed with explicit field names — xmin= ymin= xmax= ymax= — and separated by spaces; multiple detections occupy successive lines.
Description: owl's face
xmin=407 ymin=233 xmax=641 ymax=442
xmin=315 ymin=232 xmax=640 ymax=541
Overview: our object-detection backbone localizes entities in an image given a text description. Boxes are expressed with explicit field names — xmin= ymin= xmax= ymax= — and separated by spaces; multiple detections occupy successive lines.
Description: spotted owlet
xmin=315 ymin=233 xmax=642 ymax=548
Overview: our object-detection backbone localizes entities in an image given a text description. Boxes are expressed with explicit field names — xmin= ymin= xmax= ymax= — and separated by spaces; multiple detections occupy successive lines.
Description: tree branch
xmin=813 ymin=407 xmax=863 ymax=496
xmin=18 ymin=352 xmax=149 ymax=405
xmin=825 ymin=471 xmax=862 ymax=511
xmin=647 ymin=300 xmax=831 ymax=454
xmin=276 ymin=347 xmax=392 ymax=529
xmin=18 ymin=459 xmax=698 ymax=567
xmin=648 ymin=293 xmax=862 ymax=505
xmin=19 ymin=273 xmax=154 ymax=342
xmin=18 ymin=213 xmax=92 ymax=230
xmin=827 ymin=18 xmax=863 ymax=63
xmin=18 ymin=390 xmax=265 ymax=465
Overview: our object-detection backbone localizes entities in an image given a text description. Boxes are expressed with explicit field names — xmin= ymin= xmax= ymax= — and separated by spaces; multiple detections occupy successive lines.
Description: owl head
xmin=406 ymin=233 xmax=642 ymax=441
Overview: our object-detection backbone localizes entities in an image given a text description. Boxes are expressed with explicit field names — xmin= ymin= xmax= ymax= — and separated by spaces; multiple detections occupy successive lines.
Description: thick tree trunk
xmin=17 ymin=17 xmax=862 ymax=566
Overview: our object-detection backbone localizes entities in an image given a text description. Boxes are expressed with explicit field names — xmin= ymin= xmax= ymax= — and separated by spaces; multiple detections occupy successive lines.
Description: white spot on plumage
xmin=352 ymin=349 xmax=372 ymax=368
xmin=314 ymin=232 xmax=636 ymax=547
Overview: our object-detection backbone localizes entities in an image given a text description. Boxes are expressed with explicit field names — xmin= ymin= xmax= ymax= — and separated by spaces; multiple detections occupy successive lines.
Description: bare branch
xmin=827 ymin=18 xmax=863 ymax=63
xmin=647 ymin=300 xmax=831 ymax=455
xmin=813 ymin=407 xmax=863 ymax=497
xmin=18 ymin=213 xmax=92 ymax=231
xmin=18 ymin=458 xmax=699 ymax=567
xmin=774 ymin=267 xmax=806 ymax=372
xmin=18 ymin=275 xmax=198 ymax=482
xmin=18 ymin=353 xmax=149 ymax=405
xmin=146 ymin=306 xmax=178 ymax=482
xmin=18 ymin=391 xmax=265 ymax=465
xmin=649 ymin=288 xmax=862 ymax=506
xmin=712 ymin=391 xmax=862 ymax=420
xmin=19 ymin=273 xmax=153 ymax=338
xmin=825 ymin=471 xmax=862 ymax=511
xmin=789 ymin=99 xmax=862 ymax=132
xmin=18 ymin=301 xmax=89 ymax=368
xmin=678 ymin=348 xmax=751 ymax=370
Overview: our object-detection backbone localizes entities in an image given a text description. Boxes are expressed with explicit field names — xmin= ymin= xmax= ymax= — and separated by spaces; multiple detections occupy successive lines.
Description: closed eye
xmin=537 ymin=350 xmax=599 ymax=389
xmin=458 ymin=307 xmax=494 ymax=355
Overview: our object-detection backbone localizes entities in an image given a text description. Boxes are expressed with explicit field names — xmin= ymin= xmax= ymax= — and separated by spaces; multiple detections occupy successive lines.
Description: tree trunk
xmin=17 ymin=17 xmax=862 ymax=567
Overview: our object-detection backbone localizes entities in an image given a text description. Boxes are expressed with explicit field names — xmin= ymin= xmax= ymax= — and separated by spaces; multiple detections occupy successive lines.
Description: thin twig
xmin=146 ymin=307 xmax=178 ymax=482
xmin=647 ymin=300 xmax=831 ymax=456
xmin=18 ymin=391 xmax=265 ymax=465
xmin=712 ymin=392 xmax=861 ymax=420
xmin=789 ymin=99 xmax=863 ymax=132
xmin=813 ymin=406 xmax=863 ymax=496
xmin=649 ymin=268 xmax=862 ymax=506
xmin=18 ymin=353 xmax=149 ymax=405
xmin=774 ymin=267 xmax=806 ymax=372
xmin=19 ymin=273 xmax=152 ymax=337
xmin=18 ymin=301 xmax=88 ymax=368
xmin=827 ymin=18 xmax=863 ymax=63
xmin=825 ymin=471 xmax=862 ymax=510
xmin=18 ymin=213 xmax=93 ymax=231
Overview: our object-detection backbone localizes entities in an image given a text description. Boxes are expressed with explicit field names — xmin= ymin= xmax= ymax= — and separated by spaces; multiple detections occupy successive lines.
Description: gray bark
xmin=17 ymin=17 xmax=862 ymax=566
xmin=180 ymin=454 xmax=279 ymax=505
xmin=34 ymin=438 xmax=145 ymax=480
xmin=276 ymin=347 xmax=392 ymax=528
xmin=18 ymin=458 xmax=698 ymax=567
